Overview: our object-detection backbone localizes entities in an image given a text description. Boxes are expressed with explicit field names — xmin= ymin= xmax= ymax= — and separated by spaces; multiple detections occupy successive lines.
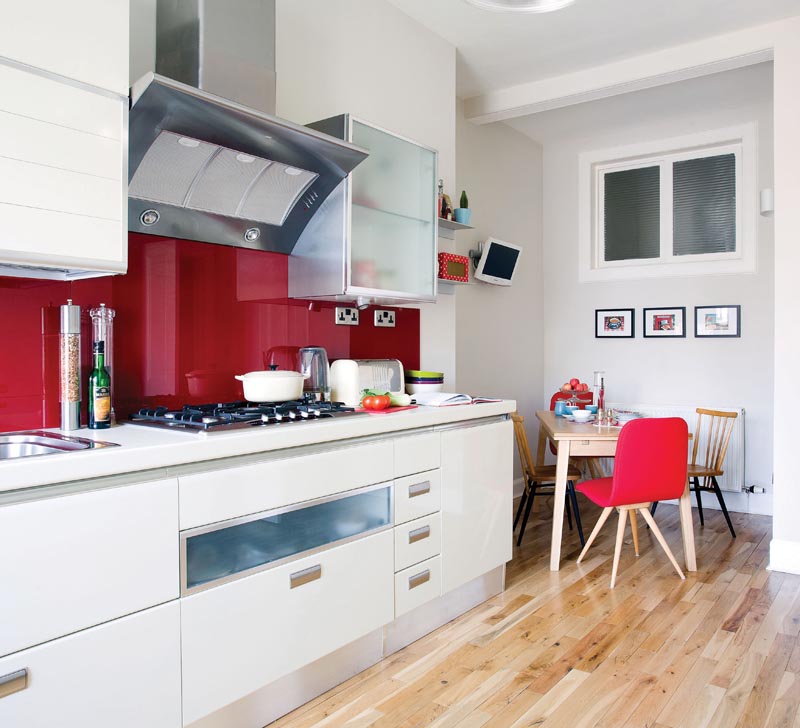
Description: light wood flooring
xmin=273 ymin=498 xmax=798 ymax=728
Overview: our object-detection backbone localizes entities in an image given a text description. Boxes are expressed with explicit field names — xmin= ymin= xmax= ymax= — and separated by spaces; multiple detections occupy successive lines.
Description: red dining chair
xmin=575 ymin=418 xmax=689 ymax=588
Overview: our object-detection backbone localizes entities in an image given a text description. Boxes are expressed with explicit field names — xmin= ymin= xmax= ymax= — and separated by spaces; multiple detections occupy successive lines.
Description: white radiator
xmin=606 ymin=403 xmax=746 ymax=493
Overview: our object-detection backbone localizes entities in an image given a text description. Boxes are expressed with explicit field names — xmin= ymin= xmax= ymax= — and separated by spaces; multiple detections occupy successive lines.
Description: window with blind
xmin=578 ymin=125 xmax=758 ymax=281
xmin=598 ymin=144 xmax=740 ymax=268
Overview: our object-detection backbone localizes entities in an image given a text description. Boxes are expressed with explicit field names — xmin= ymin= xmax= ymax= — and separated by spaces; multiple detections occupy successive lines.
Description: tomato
xmin=362 ymin=394 xmax=391 ymax=410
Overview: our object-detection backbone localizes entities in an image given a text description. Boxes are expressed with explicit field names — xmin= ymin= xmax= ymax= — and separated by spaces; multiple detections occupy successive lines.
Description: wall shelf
xmin=438 ymin=218 xmax=473 ymax=240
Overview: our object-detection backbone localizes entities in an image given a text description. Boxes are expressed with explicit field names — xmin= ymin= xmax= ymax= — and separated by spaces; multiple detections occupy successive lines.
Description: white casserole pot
xmin=234 ymin=370 xmax=307 ymax=402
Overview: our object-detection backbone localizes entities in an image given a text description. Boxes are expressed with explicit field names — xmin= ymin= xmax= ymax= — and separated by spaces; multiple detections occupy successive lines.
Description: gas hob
xmin=128 ymin=398 xmax=362 ymax=433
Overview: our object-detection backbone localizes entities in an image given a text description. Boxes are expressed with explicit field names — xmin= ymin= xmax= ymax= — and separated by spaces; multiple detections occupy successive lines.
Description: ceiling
xmin=388 ymin=0 xmax=799 ymax=98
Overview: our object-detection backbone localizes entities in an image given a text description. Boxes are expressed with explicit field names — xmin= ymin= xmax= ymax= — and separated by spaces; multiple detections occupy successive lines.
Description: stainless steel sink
xmin=0 ymin=431 xmax=119 ymax=460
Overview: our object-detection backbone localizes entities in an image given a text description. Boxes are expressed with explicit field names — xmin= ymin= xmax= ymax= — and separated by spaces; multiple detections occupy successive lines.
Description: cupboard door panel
xmin=0 ymin=479 xmax=179 ymax=657
xmin=394 ymin=469 xmax=441 ymax=525
xmin=394 ymin=555 xmax=441 ymax=617
xmin=181 ymin=530 xmax=394 ymax=724
xmin=440 ymin=420 xmax=513 ymax=593
xmin=0 ymin=602 xmax=181 ymax=728
xmin=394 ymin=432 xmax=440 ymax=478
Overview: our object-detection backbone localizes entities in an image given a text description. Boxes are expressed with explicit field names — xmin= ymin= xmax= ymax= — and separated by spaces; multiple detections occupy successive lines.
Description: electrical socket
xmin=334 ymin=307 xmax=359 ymax=326
xmin=374 ymin=309 xmax=396 ymax=328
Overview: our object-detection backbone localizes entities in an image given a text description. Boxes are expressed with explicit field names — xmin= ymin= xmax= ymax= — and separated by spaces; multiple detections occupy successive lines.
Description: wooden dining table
xmin=535 ymin=410 xmax=697 ymax=572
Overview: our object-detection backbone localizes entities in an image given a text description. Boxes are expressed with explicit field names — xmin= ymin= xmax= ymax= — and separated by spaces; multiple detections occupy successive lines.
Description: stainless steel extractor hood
xmin=128 ymin=0 xmax=367 ymax=254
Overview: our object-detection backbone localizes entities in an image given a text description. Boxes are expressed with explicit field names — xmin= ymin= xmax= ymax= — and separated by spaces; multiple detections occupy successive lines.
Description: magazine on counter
xmin=412 ymin=392 xmax=502 ymax=407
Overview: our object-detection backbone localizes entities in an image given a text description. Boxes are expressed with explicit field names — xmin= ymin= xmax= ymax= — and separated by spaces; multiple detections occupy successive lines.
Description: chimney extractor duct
xmin=128 ymin=0 xmax=367 ymax=253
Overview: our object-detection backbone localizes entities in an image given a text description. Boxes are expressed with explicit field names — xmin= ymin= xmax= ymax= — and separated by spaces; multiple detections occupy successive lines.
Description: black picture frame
xmin=643 ymin=307 xmax=686 ymax=338
xmin=595 ymin=308 xmax=635 ymax=338
xmin=694 ymin=305 xmax=741 ymax=338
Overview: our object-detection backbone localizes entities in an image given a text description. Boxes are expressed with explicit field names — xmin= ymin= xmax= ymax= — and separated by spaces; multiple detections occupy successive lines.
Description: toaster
xmin=354 ymin=359 xmax=405 ymax=394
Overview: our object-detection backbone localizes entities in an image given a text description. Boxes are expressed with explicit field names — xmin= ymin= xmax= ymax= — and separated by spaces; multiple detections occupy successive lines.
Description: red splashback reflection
xmin=0 ymin=234 xmax=420 ymax=432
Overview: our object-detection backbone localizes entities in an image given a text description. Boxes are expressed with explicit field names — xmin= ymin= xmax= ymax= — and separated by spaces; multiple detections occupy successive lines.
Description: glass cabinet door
xmin=183 ymin=483 xmax=392 ymax=593
xmin=349 ymin=120 xmax=436 ymax=299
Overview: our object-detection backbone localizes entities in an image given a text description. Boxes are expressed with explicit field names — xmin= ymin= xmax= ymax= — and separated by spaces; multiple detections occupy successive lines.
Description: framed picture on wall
xmin=595 ymin=308 xmax=635 ymax=338
xmin=695 ymin=305 xmax=741 ymax=338
xmin=643 ymin=307 xmax=686 ymax=338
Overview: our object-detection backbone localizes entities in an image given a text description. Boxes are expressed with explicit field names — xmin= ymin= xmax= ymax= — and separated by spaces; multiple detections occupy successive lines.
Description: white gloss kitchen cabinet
xmin=0 ymin=1 xmax=128 ymax=279
xmin=440 ymin=419 xmax=514 ymax=593
xmin=0 ymin=477 xmax=180 ymax=726
xmin=289 ymin=115 xmax=438 ymax=305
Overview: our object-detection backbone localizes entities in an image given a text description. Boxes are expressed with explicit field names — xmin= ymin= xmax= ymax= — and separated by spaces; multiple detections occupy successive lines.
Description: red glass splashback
xmin=0 ymin=234 xmax=420 ymax=432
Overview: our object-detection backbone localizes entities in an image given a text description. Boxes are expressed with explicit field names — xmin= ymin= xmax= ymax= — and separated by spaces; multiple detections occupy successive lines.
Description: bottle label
xmin=93 ymin=386 xmax=111 ymax=422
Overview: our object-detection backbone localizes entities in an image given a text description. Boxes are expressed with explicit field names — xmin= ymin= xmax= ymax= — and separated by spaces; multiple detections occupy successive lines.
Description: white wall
xmin=275 ymin=0 xmax=457 ymax=385
xmin=770 ymin=17 xmax=800 ymax=571
xmin=507 ymin=64 xmax=775 ymax=515
xmin=455 ymin=100 xmax=544 ymax=479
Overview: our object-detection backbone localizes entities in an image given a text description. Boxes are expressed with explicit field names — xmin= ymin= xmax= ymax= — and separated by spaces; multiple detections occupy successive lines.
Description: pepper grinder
xmin=60 ymin=299 xmax=81 ymax=430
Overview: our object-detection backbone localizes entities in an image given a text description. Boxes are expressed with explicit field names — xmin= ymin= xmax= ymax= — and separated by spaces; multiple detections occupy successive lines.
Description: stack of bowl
xmin=405 ymin=370 xmax=444 ymax=394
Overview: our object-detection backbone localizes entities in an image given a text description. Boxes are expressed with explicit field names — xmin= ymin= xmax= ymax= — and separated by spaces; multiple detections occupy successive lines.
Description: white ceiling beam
xmin=463 ymin=19 xmax=787 ymax=124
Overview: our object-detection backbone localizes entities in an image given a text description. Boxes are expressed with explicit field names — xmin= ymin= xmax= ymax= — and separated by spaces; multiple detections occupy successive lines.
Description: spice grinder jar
xmin=60 ymin=299 xmax=81 ymax=430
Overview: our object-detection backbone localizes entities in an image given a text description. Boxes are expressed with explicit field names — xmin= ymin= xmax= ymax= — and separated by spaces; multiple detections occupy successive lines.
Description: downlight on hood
xmin=128 ymin=73 xmax=368 ymax=253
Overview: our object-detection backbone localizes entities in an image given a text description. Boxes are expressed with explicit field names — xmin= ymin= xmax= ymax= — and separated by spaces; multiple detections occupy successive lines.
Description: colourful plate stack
xmin=405 ymin=370 xmax=444 ymax=394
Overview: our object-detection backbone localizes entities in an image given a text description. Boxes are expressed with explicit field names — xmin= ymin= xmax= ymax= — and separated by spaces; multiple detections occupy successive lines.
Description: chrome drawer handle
xmin=408 ymin=481 xmax=431 ymax=498
xmin=408 ymin=569 xmax=431 ymax=590
xmin=408 ymin=525 xmax=431 ymax=544
xmin=290 ymin=564 xmax=322 ymax=589
xmin=0 ymin=669 xmax=28 ymax=700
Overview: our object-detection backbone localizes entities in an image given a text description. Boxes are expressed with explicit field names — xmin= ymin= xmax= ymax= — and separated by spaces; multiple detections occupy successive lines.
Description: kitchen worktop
xmin=0 ymin=400 xmax=515 ymax=494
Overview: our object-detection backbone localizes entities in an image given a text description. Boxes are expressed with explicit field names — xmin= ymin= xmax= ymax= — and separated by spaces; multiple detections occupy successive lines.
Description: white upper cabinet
xmin=289 ymin=115 xmax=438 ymax=305
xmin=0 ymin=2 xmax=129 ymax=279
xmin=0 ymin=1 xmax=129 ymax=94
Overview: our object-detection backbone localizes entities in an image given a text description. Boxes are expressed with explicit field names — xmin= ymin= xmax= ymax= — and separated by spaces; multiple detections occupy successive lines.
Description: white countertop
xmin=0 ymin=401 xmax=516 ymax=493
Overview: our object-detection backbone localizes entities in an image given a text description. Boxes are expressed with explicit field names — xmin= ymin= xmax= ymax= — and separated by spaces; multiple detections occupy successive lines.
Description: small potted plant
xmin=454 ymin=190 xmax=471 ymax=225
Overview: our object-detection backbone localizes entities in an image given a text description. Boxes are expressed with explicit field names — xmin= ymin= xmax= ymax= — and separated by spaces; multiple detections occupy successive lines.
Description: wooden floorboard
xmin=272 ymin=499 xmax=796 ymax=728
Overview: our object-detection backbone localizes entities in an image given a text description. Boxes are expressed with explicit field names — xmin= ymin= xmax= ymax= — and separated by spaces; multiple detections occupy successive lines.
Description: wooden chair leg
xmin=513 ymin=490 xmax=528 ymax=530
xmin=694 ymin=477 xmax=704 ymax=526
xmin=610 ymin=509 xmax=628 ymax=588
xmin=567 ymin=481 xmax=585 ymax=547
xmin=630 ymin=509 xmax=639 ymax=556
xmin=586 ymin=458 xmax=599 ymax=479
xmin=565 ymin=491 xmax=573 ymax=531
xmin=577 ymin=507 xmax=613 ymax=564
xmin=517 ymin=486 xmax=535 ymax=546
xmin=639 ymin=508 xmax=685 ymax=580
xmin=711 ymin=476 xmax=736 ymax=538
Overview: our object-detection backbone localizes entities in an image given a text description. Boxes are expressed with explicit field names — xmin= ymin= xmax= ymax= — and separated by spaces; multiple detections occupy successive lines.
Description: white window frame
xmin=578 ymin=124 xmax=757 ymax=282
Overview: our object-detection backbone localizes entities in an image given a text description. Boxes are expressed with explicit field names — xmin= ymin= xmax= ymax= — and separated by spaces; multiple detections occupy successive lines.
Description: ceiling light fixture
xmin=464 ymin=0 xmax=576 ymax=12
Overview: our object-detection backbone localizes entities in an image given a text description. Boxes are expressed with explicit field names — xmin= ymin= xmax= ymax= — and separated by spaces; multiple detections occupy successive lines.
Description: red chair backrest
xmin=548 ymin=391 xmax=594 ymax=456
xmin=610 ymin=418 xmax=689 ymax=506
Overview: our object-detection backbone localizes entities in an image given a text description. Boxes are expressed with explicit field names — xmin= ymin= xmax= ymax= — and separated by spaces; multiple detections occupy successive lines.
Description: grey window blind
xmin=673 ymin=153 xmax=736 ymax=256
xmin=603 ymin=166 xmax=660 ymax=262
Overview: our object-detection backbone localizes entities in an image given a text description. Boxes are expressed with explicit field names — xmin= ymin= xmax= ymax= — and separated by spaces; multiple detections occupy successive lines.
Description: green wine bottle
xmin=88 ymin=341 xmax=111 ymax=429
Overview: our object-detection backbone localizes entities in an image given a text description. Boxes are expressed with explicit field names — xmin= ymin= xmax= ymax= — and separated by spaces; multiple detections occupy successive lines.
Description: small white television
xmin=473 ymin=238 xmax=522 ymax=286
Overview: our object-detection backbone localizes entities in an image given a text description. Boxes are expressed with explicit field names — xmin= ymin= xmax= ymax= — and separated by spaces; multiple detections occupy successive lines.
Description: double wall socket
xmin=335 ymin=307 xmax=359 ymax=326
xmin=374 ymin=309 xmax=396 ymax=328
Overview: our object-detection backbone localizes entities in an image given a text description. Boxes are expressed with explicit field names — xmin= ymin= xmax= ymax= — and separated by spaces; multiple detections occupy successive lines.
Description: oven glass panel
xmin=184 ymin=484 xmax=391 ymax=590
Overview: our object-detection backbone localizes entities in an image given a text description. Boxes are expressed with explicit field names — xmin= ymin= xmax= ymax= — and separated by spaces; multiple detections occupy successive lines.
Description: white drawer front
xmin=0 ymin=602 xmax=181 ymax=728
xmin=394 ymin=469 xmax=441 ymax=525
xmin=181 ymin=530 xmax=394 ymax=725
xmin=180 ymin=441 xmax=393 ymax=529
xmin=394 ymin=432 xmax=440 ymax=477
xmin=394 ymin=556 xmax=442 ymax=618
xmin=0 ymin=479 xmax=179 ymax=657
xmin=394 ymin=513 xmax=441 ymax=572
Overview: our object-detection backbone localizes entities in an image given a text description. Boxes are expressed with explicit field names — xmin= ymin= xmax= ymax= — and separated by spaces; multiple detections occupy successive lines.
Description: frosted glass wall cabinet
xmin=289 ymin=115 xmax=438 ymax=305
